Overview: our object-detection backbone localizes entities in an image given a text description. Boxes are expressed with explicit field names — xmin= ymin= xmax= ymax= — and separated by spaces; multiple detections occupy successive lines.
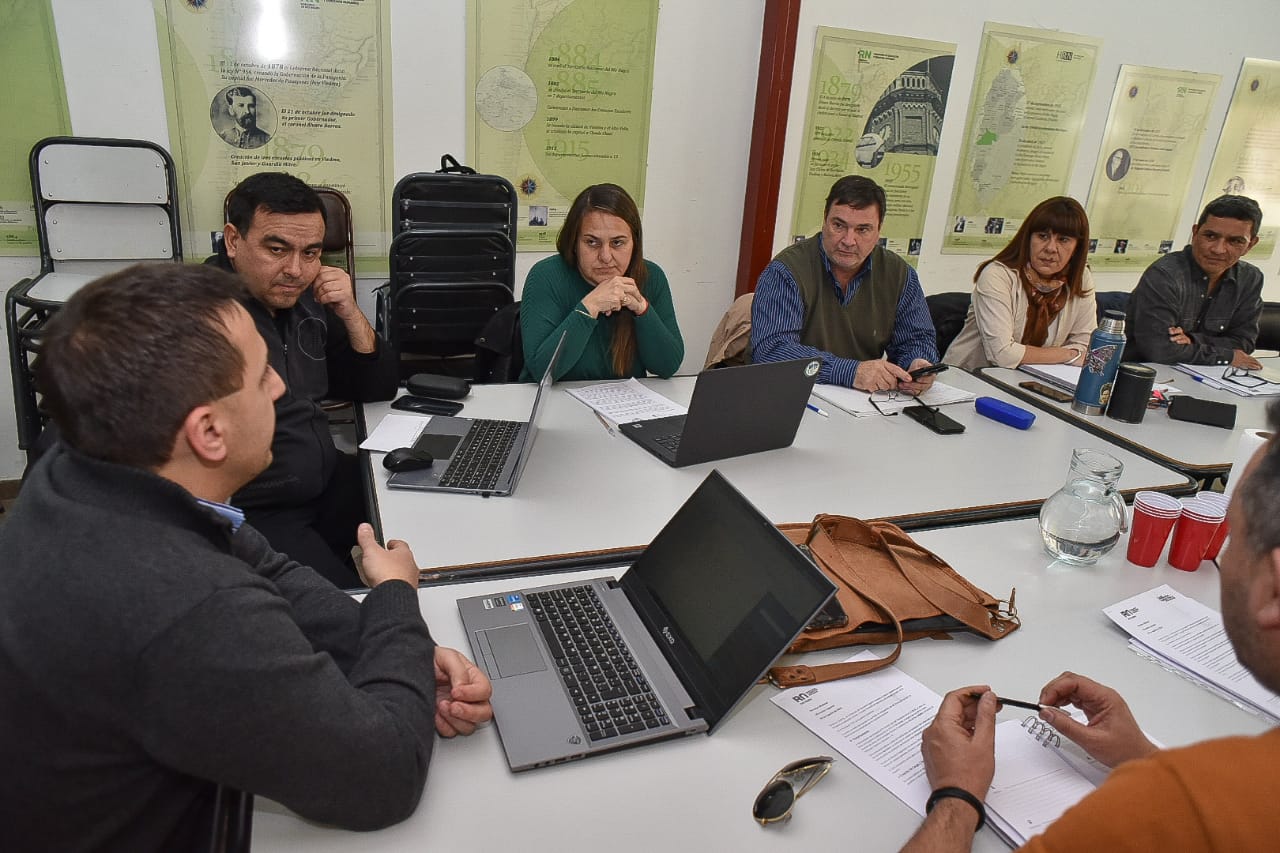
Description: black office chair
xmin=925 ymin=292 xmax=971 ymax=358
xmin=1256 ymin=301 xmax=1280 ymax=353
xmin=473 ymin=301 xmax=523 ymax=383
xmin=209 ymin=785 xmax=253 ymax=853
xmin=1094 ymin=291 xmax=1129 ymax=323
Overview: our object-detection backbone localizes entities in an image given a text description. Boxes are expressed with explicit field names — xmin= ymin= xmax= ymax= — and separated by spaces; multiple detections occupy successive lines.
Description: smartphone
xmin=797 ymin=544 xmax=849 ymax=631
xmin=1018 ymin=380 xmax=1074 ymax=404
xmin=908 ymin=362 xmax=949 ymax=380
xmin=903 ymin=404 xmax=965 ymax=434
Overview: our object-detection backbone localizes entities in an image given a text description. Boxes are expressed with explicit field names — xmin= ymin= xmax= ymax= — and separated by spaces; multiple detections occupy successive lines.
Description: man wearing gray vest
xmin=751 ymin=175 xmax=939 ymax=392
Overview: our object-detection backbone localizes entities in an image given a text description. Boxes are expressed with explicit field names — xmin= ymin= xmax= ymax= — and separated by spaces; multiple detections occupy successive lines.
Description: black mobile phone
xmin=908 ymin=362 xmax=949 ymax=380
xmin=902 ymin=404 xmax=965 ymax=434
xmin=1018 ymin=380 xmax=1074 ymax=404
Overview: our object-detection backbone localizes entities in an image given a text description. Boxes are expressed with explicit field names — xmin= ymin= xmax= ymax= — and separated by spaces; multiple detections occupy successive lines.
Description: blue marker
xmin=806 ymin=403 xmax=829 ymax=418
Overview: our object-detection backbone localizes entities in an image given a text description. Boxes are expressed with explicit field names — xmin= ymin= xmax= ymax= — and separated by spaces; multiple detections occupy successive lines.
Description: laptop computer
xmin=387 ymin=333 xmax=566 ymax=496
xmin=619 ymin=357 xmax=821 ymax=467
xmin=457 ymin=470 xmax=837 ymax=771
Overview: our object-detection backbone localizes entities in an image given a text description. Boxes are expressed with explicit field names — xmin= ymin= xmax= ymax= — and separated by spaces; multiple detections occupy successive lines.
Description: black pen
xmin=969 ymin=692 xmax=1046 ymax=712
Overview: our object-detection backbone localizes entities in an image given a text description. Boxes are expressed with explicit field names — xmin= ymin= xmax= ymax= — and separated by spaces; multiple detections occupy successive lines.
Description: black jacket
xmin=206 ymin=250 xmax=398 ymax=507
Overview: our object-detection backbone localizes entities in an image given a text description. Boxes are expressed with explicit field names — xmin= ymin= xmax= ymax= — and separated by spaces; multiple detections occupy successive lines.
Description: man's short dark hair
xmin=225 ymin=172 xmax=326 ymax=235
xmin=225 ymin=86 xmax=256 ymax=106
xmin=824 ymin=175 xmax=887 ymax=223
xmin=1199 ymin=194 xmax=1263 ymax=237
xmin=36 ymin=264 xmax=248 ymax=469
xmin=1237 ymin=401 xmax=1280 ymax=556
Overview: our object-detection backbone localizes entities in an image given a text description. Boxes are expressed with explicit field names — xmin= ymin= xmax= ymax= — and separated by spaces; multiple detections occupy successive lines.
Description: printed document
xmin=1104 ymin=585 xmax=1280 ymax=723
xmin=567 ymin=378 xmax=686 ymax=425
xmin=811 ymin=381 xmax=976 ymax=418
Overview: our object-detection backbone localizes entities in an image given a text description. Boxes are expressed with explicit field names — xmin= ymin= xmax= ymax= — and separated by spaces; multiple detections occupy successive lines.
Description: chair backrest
xmin=925 ymin=292 xmax=971 ymax=358
xmin=313 ymin=186 xmax=356 ymax=277
xmin=31 ymin=136 xmax=182 ymax=278
xmin=1094 ymin=291 xmax=1129 ymax=323
xmin=1258 ymin=301 xmax=1280 ymax=352
xmin=473 ymin=301 xmax=524 ymax=383
xmin=386 ymin=281 xmax=514 ymax=358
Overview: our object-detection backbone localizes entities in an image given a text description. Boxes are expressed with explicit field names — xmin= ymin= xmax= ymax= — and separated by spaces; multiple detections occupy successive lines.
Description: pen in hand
xmin=969 ymin=692 xmax=1046 ymax=712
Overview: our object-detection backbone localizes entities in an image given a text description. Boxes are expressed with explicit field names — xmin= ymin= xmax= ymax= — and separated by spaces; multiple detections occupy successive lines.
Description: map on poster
xmin=0 ymin=0 xmax=72 ymax=256
xmin=467 ymin=0 xmax=659 ymax=252
xmin=155 ymin=0 xmax=394 ymax=270
xmin=1199 ymin=58 xmax=1280 ymax=259
xmin=789 ymin=27 xmax=956 ymax=266
xmin=943 ymin=23 xmax=1100 ymax=254
xmin=1087 ymin=65 xmax=1219 ymax=271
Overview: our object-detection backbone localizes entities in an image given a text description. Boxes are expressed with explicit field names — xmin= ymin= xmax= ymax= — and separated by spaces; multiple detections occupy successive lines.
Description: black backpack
xmin=473 ymin=301 xmax=524 ymax=383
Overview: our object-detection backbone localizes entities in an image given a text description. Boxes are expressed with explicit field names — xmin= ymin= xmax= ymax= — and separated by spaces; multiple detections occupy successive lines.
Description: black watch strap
xmin=926 ymin=786 xmax=986 ymax=833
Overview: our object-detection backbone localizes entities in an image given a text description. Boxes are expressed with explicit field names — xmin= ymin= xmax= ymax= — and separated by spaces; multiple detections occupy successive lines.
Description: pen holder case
xmin=975 ymin=396 xmax=1035 ymax=430
xmin=406 ymin=373 xmax=471 ymax=400
xmin=1167 ymin=395 xmax=1236 ymax=429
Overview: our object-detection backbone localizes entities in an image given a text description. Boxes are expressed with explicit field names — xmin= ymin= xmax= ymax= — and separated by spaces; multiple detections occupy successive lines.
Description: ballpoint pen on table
xmin=968 ymin=693 xmax=1046 ymax=712
xmin=594 ymin=411 xmax=618 ymax=436
xmin=806 ymin=403 xmax=829 ymax=418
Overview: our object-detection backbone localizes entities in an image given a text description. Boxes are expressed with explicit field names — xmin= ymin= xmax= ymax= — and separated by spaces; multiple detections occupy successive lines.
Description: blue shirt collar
xmin=196 ymin=498 xmax=245 ymax=533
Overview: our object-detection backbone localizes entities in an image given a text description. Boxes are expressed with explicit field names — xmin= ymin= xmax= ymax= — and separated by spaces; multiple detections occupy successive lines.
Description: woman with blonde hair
xmin=944 ymin=196 xmax=1097 ymax=370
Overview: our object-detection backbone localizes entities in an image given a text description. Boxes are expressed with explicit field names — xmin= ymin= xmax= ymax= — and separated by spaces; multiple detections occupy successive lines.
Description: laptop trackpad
xmin=479 ymin=625 xmax=547 ymax=678
xmin=414 ymin=432 xmax=462 ymax=459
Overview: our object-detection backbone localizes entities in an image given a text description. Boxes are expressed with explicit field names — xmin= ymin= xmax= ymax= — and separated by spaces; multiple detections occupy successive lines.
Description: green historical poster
xmin=0 ymin=0 xmax=72 ymax=256
xmin=1087 ymin=65 xmax=1220 ymax=271
xmin=790 ymin=27 xmax=956 ymax=265
xmin=467 ymin=0 xmax=659 ymax=251
xmin=943 ymin=22 xmax=1101 ymax=254
xmin=155 ymin=0 xmax=394 ymax=270
xmin=1199 ymin=58 xmax=1280 ymax=259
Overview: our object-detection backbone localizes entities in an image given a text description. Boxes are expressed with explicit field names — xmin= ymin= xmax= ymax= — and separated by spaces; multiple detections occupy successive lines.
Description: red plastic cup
xmin=1127 ymin=503 xmax=1181 ymax=567
xmin=1168 ymin=509 xmax=1224 ymax=571
xmin=1194 ymin=493 xmax=1231 ymax=561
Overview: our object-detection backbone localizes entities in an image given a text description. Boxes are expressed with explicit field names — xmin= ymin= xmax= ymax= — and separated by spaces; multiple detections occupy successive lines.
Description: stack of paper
xmin=1171 ymin=363 xmax=1280 ymax=397
xmin=1103 ymin=585 xmax=1280 ymax=724
xmin=812 ymin=381 xmax=976 ymax=417
xmin=566 ymin=378 xmax=686 ymax=425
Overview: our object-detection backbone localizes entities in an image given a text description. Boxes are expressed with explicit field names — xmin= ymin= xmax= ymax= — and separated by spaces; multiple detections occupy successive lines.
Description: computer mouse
xmin=382 ymin=447 xmax=434 ymax=472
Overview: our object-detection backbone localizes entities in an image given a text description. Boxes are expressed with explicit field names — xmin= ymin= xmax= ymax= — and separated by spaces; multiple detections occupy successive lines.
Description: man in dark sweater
xmin=207 ymin=172 xmax=398 ymax=588
xmin=751 ymin=175 xmax=939 ymax=392
xmin=0 ymin=264 xmax=491 ymax=851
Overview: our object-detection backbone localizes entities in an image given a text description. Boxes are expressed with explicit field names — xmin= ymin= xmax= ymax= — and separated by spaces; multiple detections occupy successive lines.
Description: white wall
xmin=2 ymin=0 xmax=1278 ymax=480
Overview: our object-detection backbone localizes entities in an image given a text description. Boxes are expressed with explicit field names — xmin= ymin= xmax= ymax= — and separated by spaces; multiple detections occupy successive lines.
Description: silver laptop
xmin=620 ymin=357 xmax=821 ymax=467
xmin=387 ymin=333 xmax=565 ymax=496
xmin=457 ymin=470 xmax=837 ymax=771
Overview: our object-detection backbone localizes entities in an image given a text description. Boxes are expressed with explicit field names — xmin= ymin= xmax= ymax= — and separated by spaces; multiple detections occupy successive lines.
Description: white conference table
xmin=363 ymin=368 xmax=1192 ymax=573
xmin=252 ymin=515 xmax=1267 ymax=852
xmin=978 ymin=358 xmax=1278 ymax=481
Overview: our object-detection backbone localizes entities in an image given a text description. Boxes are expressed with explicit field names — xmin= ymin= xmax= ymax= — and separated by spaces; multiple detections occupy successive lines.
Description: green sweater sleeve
xmin=520 ymin=255 xmax=601 ymax=381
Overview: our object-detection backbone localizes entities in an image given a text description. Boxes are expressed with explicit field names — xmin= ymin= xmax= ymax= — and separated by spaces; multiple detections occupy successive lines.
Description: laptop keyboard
xmin=527 ymin=586 xmax=671 ymax=741
xmin=438 ymin=419 xmax=522 ymax=490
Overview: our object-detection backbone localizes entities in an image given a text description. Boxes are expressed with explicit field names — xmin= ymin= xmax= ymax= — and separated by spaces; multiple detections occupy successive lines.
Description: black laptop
xmin=620 ymin=357 xmax=821 ymax=467
xmin=457 ymin=470 xmax=836 ymax=770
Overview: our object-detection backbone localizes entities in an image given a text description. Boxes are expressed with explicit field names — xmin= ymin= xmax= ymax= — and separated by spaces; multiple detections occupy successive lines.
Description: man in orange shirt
xmin=903 ymin=401 xmax=1280 ymax=852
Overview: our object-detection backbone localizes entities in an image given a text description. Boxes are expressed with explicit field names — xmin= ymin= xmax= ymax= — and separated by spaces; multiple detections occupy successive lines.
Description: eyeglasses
xmin=1222 ymin=366 xmax=1268 ymax=389
xmin=869 ymin=389 xmax=900 ymax=416
xmin=752 ymin=756 xmax=834 ymax=825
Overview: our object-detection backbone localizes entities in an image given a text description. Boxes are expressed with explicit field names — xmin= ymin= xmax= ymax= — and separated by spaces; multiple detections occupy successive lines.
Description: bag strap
xmin=767 ymin=522 xmax=906 ymax=687
xmin=871 ymin=521 xmax=1013 ymax=640
xmin=438 ymin=154 xmax=477 ymax=175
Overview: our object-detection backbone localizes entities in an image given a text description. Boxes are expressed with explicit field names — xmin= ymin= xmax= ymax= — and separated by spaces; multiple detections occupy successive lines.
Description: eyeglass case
xmin=975 ymin=396 xmax=1036 ymax=430
xmin=406 ymin=373 xmax=471 ymax=400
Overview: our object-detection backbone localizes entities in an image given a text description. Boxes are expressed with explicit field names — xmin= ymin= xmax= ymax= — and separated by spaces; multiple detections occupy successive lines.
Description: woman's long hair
xmin=557 ymin=184 xmax=647 ymax=376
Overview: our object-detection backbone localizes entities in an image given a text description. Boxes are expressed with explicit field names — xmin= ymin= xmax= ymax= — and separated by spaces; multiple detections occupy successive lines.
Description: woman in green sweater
xmin=520 ymin=183 xmax=684 ymax=381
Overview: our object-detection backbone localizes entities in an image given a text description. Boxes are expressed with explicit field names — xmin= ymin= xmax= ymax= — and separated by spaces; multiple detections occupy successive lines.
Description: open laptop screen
xmin=620 ymin=471 xmax=835 ymax=729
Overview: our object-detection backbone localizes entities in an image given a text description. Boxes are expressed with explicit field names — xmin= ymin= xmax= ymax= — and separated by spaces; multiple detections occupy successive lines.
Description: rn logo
xmin=661 ymin=626 xmax=676 ymax=645
xmin=804 ymin=360 xmax=820 ymax=377
xmin=858 ymin=49 xmax=872 ymax=62
xmin=792 ymin=687 xmax=820 ymax=704
xmin=1120 ymin=607 xmax=1139 ymax=618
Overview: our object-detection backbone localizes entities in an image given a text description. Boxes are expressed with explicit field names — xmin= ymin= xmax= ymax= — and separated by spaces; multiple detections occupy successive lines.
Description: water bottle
xmin=1072 ymin=310 xmax=1126 ymax=415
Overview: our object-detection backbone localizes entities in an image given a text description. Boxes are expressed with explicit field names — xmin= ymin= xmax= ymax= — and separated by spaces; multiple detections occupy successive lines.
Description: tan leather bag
xmin=767 ymin=515 xmax=1020 ymax=688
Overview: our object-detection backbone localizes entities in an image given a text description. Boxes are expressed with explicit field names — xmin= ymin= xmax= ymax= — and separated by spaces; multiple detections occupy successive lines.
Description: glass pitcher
xmin=1039 ymin=448 xmax=1129 ymax=565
